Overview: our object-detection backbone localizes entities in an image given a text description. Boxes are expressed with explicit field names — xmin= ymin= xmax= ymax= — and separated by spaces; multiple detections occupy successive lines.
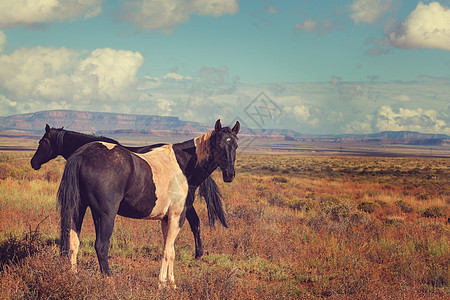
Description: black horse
xmin=31 ymin=124 xmax=226 ymax=259
xmin=58 ymin=119 xmax=239 ymax=287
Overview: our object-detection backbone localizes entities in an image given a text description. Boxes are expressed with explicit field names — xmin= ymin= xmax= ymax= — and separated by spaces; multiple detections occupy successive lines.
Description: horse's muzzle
xmin=30 ymin=160 xmax=41 ymax=170
xmin=222 ymin=169 xmax=235 ymax=182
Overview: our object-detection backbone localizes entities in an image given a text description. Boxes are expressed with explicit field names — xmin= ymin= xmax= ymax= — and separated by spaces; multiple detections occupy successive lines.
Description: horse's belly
xmin=117 ymin=193 xmax=157 ymax=219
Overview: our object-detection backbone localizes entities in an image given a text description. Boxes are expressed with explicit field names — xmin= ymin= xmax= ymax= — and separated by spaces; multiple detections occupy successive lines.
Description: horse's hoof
xmin=158 ymin=282 xmax=177 ymax=290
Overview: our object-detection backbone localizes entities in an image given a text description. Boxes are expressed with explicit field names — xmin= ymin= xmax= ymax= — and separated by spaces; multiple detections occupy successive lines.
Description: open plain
xmin=0 ymin=147 xmax=448 ymax=299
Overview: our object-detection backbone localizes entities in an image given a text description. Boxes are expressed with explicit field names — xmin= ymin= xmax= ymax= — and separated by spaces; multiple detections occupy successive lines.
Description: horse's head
xmin=210 ymin=119 xmax=240 ymax=182
xmin=31 ymin=124 xmax=61 ymax=170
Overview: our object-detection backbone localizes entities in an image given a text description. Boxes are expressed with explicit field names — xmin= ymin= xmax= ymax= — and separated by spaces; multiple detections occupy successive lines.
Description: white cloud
xmin=0 ymin=94 xmax=16 ymax=107
xmin=0 ymin=46 xmax=79 ymax=100
xmin=346 ymin=105 xmax=449 ymax=134
xmin=0 ymin=47 xmax=449 ymax=135
xmin=374 ymin=105 xmax=448 ymax=133
xmin=292 ymin=105 xmax=312 ymax=122
xmin=137 ymin=92 xmax=176 ymax=116
xmin=350 ymin=0 xmax=394 ymax=24
xmin=0 ymin=46 xmax=144 ymax=103
xmin=198 ymin=66 xmax=229 ymax=83
xmin=84 ymin=6 xmax=103 ymax=19
xmin=119 ymin=0 xmax=238 ymax=33
xmin=294 ymin=18 xmax=335 ymax=34
xmin=388 ymin=1 xmax=450 ymax=50
xmin=139 ymin=75 xmax=162 ymax=90
xmin=0 ymin=0 xmax=103 ymax=28
xmin=267 ymin=6 xmax=278 ymax=14
xmin=194 ymin=0 xmax=239 ymax=16
xmin=332 ymin=77 xmax=366 ymax=102
xmin=394 ymin=95 xmax=411 ymax=102
xmin=162 ymin=72 xmax=193 ymax=81
xmin=344 ymin=117 xmax=374 ymax=134
xmin=73 ymin=48 xmax=144 ymax=100
xmin=285 ymin=103 xmax=343 ymax=131
xmin=0 ymin=31 xmax=5 ymax=52
xmin=295 ymin=19 xmax=318 ymax=31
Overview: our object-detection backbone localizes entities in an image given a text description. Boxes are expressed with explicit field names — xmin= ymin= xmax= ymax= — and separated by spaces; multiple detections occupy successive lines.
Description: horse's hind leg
xmin=70 ymin=203 xmax=87 ymax=272
xmin=186 ymin=207 xmax=203 ymax=259
xmin=91 ymin=210 xmax=116 ymax=275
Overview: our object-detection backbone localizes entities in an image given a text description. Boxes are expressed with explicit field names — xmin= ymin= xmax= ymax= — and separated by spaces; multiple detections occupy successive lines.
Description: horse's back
xmin=72 ymin=141 xmax=158 ymax=218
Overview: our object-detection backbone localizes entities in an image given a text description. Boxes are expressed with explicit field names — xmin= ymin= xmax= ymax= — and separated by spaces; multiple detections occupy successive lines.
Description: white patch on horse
xmin=69 ymin=229 xmax=79 ymax=272
xmin=136 ymin=145 xmax=188 ymax=220
xmin=99 ymin=142 xmax=116 ymax=150
xmin=135 ymin=145 xmax=188 ymax=288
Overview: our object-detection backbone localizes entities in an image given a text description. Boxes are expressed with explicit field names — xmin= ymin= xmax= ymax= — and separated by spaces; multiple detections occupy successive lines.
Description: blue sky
xmin=0 ymin=0 xmax=449 ymax=135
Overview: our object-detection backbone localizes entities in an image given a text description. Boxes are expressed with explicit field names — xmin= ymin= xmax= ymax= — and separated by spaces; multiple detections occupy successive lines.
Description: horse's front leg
xmin=159 ymin=209 xmax=185 ymax=289
xmin=186 ymin=206 xmax=203 ymax=259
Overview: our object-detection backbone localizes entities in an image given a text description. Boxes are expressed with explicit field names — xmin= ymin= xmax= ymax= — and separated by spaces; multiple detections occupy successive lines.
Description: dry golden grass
xmin=0 ymin=152 xmax=448 ymax=299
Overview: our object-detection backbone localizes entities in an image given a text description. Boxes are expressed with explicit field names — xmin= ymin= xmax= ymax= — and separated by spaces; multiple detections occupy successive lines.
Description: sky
xmin=0 ymin=0 xmax=449 ymax=135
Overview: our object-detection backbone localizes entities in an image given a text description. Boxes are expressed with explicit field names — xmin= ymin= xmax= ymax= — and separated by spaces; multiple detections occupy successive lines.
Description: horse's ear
xmin=45 ymin=124 xmax=50 ymax=133
xmin=232 ymin=121 xmax=240 ymax=135
xmin=215 ymin=119 xmax=222 ymax=132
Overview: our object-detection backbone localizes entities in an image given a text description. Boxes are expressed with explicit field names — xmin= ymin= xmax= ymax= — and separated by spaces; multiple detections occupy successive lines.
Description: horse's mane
xmin=50 ymin=127 xmax=119 ymax=151
xmin=66 ymin=130 xmax=118 ymax=143
xmin=193 ymin=127 xmax=238 ymax=164
xmin=194 ymin=130 xmax=213 ymax=164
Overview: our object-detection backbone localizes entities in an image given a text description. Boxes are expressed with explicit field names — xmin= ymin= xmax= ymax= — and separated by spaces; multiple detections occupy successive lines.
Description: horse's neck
xmin=59 ymin=132 xmax=93 ymax=159
xmin=173 ymin=139 xmax=217 ymax=186
xmin=195 ymin=157 xmax=217 ymax=180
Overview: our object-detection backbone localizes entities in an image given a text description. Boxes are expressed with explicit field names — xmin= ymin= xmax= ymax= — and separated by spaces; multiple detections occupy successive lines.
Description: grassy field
xmin=0 ymin=152 xmax=448 ymax=299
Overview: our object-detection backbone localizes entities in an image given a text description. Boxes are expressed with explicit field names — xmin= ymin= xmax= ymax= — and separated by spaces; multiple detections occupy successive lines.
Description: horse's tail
xmin=57 ymin=151 xmax=83 ymax=256
xmin=199 ymin=176 xmax=227 ymax=228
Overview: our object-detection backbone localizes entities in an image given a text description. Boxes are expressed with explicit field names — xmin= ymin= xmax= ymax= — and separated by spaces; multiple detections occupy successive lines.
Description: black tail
xmin=57 ymin=152 xmax=83 ymax=256
xmin=199 ymin=176 xmax=227 ymax=228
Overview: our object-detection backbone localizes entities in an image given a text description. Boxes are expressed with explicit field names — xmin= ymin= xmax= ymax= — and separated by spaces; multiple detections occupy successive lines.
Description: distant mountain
xmin=0 ymin=110 xmax=211 ymax=133
xmin=339 ymin=131 xmax=449 ymax=140
xmin=0 ymin=110 xmax=449 ymax=146
xmin=0 ymin=110 xmax=303 ymax=138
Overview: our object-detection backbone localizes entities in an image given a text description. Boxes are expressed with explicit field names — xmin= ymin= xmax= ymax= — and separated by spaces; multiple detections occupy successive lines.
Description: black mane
xmin=53 ymin=128 xmax=118 ymax=145
xmin=47 ymin=127 xmax=119 ymax=159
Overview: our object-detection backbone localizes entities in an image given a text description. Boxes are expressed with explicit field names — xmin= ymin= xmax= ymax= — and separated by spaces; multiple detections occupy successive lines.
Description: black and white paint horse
xmin=57 ymin=120 xmax=239 ymax=287
xmin=31 ymin=124 xmax=227 ymax=259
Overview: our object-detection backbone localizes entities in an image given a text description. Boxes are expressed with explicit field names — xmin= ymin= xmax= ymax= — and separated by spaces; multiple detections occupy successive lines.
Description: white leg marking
xmin=69 ymin=229 xmax=80 ymax=272
xmin=159 ymin=216 xmax=181 ymax=289
xmin=159 ymin=219 xmax=169 ymax=287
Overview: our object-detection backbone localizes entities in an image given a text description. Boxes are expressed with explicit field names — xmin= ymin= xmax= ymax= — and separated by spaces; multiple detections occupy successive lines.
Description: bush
xmin=357 ymin=201 xmax=380 ymax=213
xmin=271 ymin=176 xmax=289 ymax=183
xmin=268 ymin=194 xmax=287 ymax=207
xmin=421 ymin=206 xmax=446 ymax=218
xmin=395 ymin=200 xmax=413 ymax=213
xmin=0 ymin=232 xmax=45 ymax=271
xmin=286 ymin=197 xmax=315 ymax=211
